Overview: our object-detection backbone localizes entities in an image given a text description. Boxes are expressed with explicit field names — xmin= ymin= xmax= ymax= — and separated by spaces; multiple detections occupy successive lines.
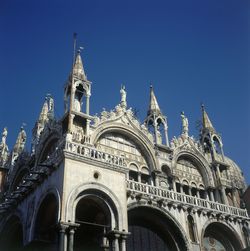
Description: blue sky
xmin=0 ymin=0 xmax=249 ymax=183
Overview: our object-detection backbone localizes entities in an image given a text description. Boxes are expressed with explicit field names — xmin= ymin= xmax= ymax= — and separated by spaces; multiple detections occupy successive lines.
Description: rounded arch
xmin=201 ymin=220 xmax=244 ymax=251
xmin=161 ymin=164 xmax=172 ymax=176
xmin=91 ymin=123 xmax=157 ymax=171
xmin=32 ymin=188 xmax=60 ymax=245
xmin=172 ymin=150 xmax=213 ymax=187
xmin=129 ymin=162 xmax=139 ymax=171
xmin=127 ymin=203 xmax=190 ymax=251
xmin=66 ymin=182 xmax=123 ymax=229
xmin=0 ymin=214 xmax=23 ymax=251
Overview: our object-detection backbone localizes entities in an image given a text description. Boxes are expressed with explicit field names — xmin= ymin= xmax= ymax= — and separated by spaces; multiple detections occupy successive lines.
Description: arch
xmin=201 ymin=221 xmax=244 ymax=251
xmin=91 ymin=123 xmax=157 ymax=171
xmin=33 ymin=192 xmax=59 ymax=243
xmin=129 ymin=162 xmax=139 ymax=171
xmin=37 ymin=131 xmax=60 ymax=164
xmin=182 ymin=179 xmax=189 ymax=185
xmin=0 ymin=214 xmax=23 ymax=251
xmin=161 ymin=164 xmax=172 ymax=176
xmin=30 ymin=188 xmax=60 ymax=240
xmin=74 ymin=194 xmax=113 ymax=250
xmin=9 ymin=166 xmax=29 ymax=192
xmin=127 ymin=203 xmax=190 ymax=251
xmin=66 ymin=182 xmax=123 ymax=229
xmin=141 ymin=166 xmax=149 ymax=175
xmin=172 ymin=151 xmax=213 ymax=187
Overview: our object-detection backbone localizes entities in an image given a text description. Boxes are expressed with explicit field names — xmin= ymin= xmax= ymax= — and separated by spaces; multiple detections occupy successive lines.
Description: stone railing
xmin=65 ymin=141 xmax=126 ymax=167
xmin=127 ymin=180 xmax=249 ymax=219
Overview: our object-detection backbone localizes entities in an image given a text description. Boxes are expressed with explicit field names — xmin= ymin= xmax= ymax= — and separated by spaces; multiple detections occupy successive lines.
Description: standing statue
xmin=120 ymin=85 xmax=127 ymax=109
xmin=1 ymin=127 xmax=7 ymax=146
xmin=181 ymin=111 xmax=189 ymax=135
xmin=0 ymin=127 xmax=9 ymax=166
xmin=14 ymin=127 xmax=27 ymax=154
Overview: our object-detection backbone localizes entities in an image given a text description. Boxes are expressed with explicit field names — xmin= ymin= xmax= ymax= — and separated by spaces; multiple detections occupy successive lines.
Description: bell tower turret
xmin=200 ymin=105 xmax=224 ymax=161
xmin=144 ymin=86 xmax=169 ymax=147
xmin=63 ymin=48 xmax=92 ymax=143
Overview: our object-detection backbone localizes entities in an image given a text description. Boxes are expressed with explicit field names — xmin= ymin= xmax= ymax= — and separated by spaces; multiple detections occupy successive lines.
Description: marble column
xmin=67 ymin=223 xmax=79 ymax=251
xmin=172 ymin=178 xmax=177 ymax=192
xmin=221 ymin=187 xmax=229 ymax=205
xmin=209 ymin=189 xmax=215 ymax=202
xmin=86 ymin=94 xmax=90 ymax=115
xmin=180 ymin=184 xmax=184 ymax=194
xmin=58 ymin=223 xmax=68 ymax=251
xmin=68 ymin=228 xmax=75 ymax=251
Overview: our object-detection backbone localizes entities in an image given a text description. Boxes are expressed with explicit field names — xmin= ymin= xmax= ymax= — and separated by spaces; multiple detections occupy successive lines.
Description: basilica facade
xmin=0 ymin=50 xmax=249 ymax=251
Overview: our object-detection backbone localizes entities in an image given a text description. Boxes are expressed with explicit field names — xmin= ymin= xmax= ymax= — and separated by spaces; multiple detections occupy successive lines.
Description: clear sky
xmin=0 ymin=0 xmax=249 ymax=183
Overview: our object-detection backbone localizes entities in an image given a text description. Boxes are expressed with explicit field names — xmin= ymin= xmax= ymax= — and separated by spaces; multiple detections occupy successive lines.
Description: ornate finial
xmin=181 ymin=111 xmax=189 ymax=136
xmin=148 ymin=85 xmax=161 ymax=116
xmin=201 ymin=103 xmax=205 ymax=112
xmin=120 ymin=85 xmax=127 ymax=109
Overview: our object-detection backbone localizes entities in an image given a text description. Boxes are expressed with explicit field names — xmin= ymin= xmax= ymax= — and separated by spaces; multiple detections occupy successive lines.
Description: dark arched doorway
xmin=74 ymin=195 xmax=112 ymax=251
xmin=202 ymin=222 xmax=243 ymax=251
xmin=127 ymin=206 xmax=187 ymax=251
xmin=0 ymin=215 xmax=23 ymax=251
xmin=33 ymin=193 xmax=58 ymax=250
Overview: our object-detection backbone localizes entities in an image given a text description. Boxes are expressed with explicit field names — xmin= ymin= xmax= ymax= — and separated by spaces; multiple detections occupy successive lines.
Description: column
xmin=188 ymin=186 xmax=192 ymax=196
xmin=58 ymin=223 xmax=68 ymax=251
xmin=68 ymin=227 xmax=75 ymax=251
xmin=216 ymin=164 xmax=221 ymax=178
xmin=112 ymin=234 xmax=120 ymax=251
xmin=172 ymin=178 xmax=177 ymax=192
xmin=232 ymin=188 xmax=238 ymax=207
xmin=197 ymin=189 xmax=200 ymax=198
xmin=138 ymin=173 xmax=141 ymax=183
xmin=215 ymin=189 xmax=220 ymax=203
xmin=67 ymin=223 xmax=79 ymax=251
xmin=209 ymin=189 xmax=215 ymax=202
xmin=120 ymin=233 xmax=129 ymax=251
xmin=204 ymin=190 xmax=209 ymax=200
xmin=221 ymin=187 xmax=229 ymax=205
xmin=86 ymin=94 xmax=90 ymax=115
xmin=180 ymin=184 xmax=184 ymax=194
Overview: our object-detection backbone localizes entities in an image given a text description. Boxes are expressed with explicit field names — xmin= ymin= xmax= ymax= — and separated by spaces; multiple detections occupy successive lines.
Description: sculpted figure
xmin=1 ymin=127 xmax=7 ymax=146
xmin=120 ymin=85 xmax=127 ymax=108
xmin=181 ymin=111 xmax=189 ymax=135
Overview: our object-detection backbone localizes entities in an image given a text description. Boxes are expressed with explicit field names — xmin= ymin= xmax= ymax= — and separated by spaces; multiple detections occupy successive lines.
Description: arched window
xmin=187 ymin=215 xmax=196 ymax=243
xmin=129 ymin=164 xmax=139 ymax=181
xmin=141 ymin=167 xmax=150 ymax=184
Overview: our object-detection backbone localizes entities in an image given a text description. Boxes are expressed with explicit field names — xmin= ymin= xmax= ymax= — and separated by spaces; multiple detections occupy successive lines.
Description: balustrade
xmin=127 ymin=180 xmax=248 ymax=218
xmin=65 ymin=141 xmax=126 ymax=167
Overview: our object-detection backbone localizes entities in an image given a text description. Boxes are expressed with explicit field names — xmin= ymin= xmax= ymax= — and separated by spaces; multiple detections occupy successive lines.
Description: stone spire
xmin=72 ymin=51 xmax=87 ymax=80
xmin=39 ymin=99 xmax=49 ymax=123
xmin=145 ymin=85 xmax=169 ymax=146
xmin=12 ymin=127 xmax=27 ymax=164
xmin=147 ymin=85 xmax=161 ymax=116
xmin=202 ymin=104 xmax=215 ymax=133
